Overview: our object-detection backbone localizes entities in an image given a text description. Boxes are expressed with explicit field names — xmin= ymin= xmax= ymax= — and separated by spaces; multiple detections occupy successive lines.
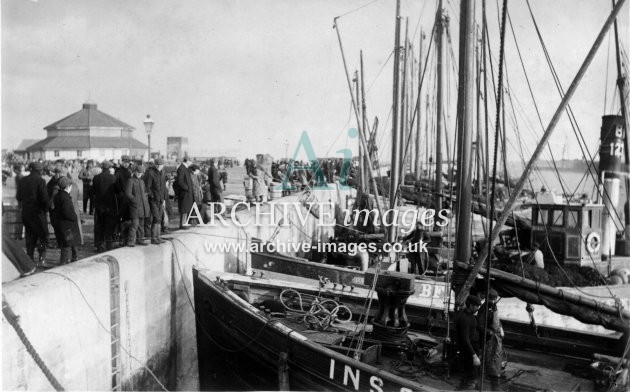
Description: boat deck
xmin=199 ymin=270 xmax=599 ymax=391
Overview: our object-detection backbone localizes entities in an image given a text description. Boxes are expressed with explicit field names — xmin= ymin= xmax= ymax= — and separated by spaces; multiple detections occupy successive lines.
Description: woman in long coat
xmin=52 ymin=177 xmax=81 ymax=264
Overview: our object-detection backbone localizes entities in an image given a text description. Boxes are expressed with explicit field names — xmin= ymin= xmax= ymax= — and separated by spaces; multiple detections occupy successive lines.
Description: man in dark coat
xmin=122 ymin=166 xmax=150 ymax=246
xmin=477 ymin=288 xmax=505 ymax=390
xmin=456 ymin=295 xmax=482 ymax=390
xmin=52 ymin=177 xmax=81 ymax=264
xmin=176 ymin=158 xmax=193 ymax=229
xmin=78 ymin=160 xmax=95 ymax=214
xmin=144 ymin=159 xmax=167 ymax=244
xmin=47 ymin=162 xmax=65 ymax=246
xmin=16 ymin=162 xmax=50 ymax=265
xmin=402 ymin=222 xmax=432 ymax=274
xmin=92 ymin=160 xmax=117 ymax=251
xmin=114 ymin=155 xmax=133 ymax=224
xmin=207 ymin=159 xmax=224 ymax=213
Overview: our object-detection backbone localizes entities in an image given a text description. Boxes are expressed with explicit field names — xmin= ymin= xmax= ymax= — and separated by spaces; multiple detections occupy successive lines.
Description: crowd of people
xmin=11 ymin=155 xmax=361 ymax=267
xmin=12 ymin=156 xmax=231 ymax=267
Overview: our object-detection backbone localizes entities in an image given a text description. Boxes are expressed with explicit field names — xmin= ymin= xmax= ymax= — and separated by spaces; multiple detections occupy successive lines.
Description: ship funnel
xmin=598 ymin=115 xmax=625 ymax=259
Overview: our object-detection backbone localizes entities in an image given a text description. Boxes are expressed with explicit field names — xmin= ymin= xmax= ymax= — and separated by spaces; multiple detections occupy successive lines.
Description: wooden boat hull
xmin=250 ymin=252 xmax=627 ymax=357
xmin=193 ymin=269 xmax=437 ymax=392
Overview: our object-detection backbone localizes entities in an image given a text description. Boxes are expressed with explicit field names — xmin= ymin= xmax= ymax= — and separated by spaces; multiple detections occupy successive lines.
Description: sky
xmin=1 ymin=0 xmax=629 ymax=163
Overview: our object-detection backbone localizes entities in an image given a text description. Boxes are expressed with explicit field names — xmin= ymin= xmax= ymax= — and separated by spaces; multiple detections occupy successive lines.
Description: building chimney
xmin=83 ymin=103 xmax=97 ymax=110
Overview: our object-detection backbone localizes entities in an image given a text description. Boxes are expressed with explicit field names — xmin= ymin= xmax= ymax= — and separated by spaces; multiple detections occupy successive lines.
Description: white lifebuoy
xmin=586 ymin=232 xmax=601 ymax=254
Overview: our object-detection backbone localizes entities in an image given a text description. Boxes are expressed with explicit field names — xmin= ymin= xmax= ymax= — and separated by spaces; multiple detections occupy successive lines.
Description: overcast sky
xmin=2 ymin=0 xmax=628 ymax=163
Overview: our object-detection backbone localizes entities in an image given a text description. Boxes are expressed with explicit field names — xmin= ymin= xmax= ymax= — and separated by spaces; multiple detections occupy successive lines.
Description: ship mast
xmin=434 ymin=0 xmax=447 ymax=215
xmin=453 ymin=0 xmax=476 ymax=267
xmin=387 ymin=0 xmax=403 ymax=244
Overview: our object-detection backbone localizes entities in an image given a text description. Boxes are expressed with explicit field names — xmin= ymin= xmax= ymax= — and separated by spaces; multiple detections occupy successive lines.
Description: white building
xmin=27 ymin=102 xmax=148 ymax=161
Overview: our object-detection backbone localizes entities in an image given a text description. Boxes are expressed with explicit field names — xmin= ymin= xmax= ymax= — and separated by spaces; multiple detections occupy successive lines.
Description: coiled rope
xmin=279 ymin=289 xmax=352 ymax=331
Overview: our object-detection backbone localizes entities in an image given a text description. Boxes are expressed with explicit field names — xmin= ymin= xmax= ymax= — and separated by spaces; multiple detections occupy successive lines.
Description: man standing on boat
xmin=456 ymin=295 xmax=481 ymax=390
xmin=402 ymin=221 xmax=431 ymax=274
xmin=477 ymin=288 xmax=506 ymax=390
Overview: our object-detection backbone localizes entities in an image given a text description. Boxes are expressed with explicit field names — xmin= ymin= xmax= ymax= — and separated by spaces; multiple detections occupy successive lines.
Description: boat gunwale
xmin=196 ymin=269 xmax=440 ymax=391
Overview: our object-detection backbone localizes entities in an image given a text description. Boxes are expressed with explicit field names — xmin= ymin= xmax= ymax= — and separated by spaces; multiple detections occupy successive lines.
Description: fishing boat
xmin=193 ymin=267 xmax=625 ymax=390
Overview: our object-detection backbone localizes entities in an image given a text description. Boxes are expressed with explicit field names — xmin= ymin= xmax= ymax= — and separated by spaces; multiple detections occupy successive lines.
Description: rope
xmin=39 ymin=271 xmax=169 ymax=391
xmin=347 ymin=260 xmax=382 ymax=359
xmin=169 ymin=239 xmax=273 ymax=354
xmin=334 ymin=0 xmax=380 ymax=20
xmin=2 ymin=297 xmax=65 ymax=391
xmin=482 ymin=0 xmax=509 ymax=389
xmin=279 ymin=289 xmax=352 ymax=331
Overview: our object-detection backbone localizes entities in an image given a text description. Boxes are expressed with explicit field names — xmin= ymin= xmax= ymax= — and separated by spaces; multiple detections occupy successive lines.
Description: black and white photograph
xmin=2 ymin=0 xmax=629 ymax=391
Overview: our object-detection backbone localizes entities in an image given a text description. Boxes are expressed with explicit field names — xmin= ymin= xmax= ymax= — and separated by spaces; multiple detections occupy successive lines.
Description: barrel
xmin=2 ymin=204 xmax=24 ymax=240
xmin=243 ymin=176 xmax=254 ymax=202
xmin=269 ymin=182 xmax=282 ymax=200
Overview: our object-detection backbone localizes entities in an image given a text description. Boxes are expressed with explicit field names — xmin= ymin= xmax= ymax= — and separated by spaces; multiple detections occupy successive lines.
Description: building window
xmin=77 ymin=150 xmax=83 ymax=157
xmin=54 ymin=150 xmax=60 ymax=157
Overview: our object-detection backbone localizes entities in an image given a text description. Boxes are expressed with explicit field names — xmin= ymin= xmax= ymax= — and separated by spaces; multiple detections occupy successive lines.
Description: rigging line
xmin=324 ymin=99 xmax=355 ymax=157
xmin=169 ymin=243 xmax=275 ymax=353
xmin=334 ymin=0 xmax=381 ymax=20
xmin=410 ymin=0 xmax=429 ymax=45
xmin=366 ymin=50 xmax=395 ymax=93
xmin=506 ymin=10 xmax=562 ymax=161
xmin=486 ymin=12 xmax=553 ymax=190
xmin=503 ymin=20 xmax=573 ymax=198
xmin=481 ymin=0 xmax=508 ymax=387
xmin=40 ymin=271 xmax=169 ymax=392
xmin=527 ymin=0 xmax=626 ymax=232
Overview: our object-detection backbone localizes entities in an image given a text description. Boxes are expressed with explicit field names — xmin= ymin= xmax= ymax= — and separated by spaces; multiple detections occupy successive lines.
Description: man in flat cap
xmin=52 ymin=176 xmax=80 ymax=264
xmin=144 ymin=158 xmax=167 ymax=243
xmin=114 ymin=155 xmax=133 ymax=243
xmin=456 ymin=295 xmax=482 ymax=390
xmin=78 ymin=160 xmax=95 ymax=215
xmin=122 ymin=165 xmax=150 ymax=246
xmin=92 ymin=160 xmax=117 ymax=251
xmin=477 ymin=288 xmax=505 ymax=390
xmin=16 ymin=162 xmax=50 ymax=265
xmin=176 ymin=158 xmax=193 ymax=229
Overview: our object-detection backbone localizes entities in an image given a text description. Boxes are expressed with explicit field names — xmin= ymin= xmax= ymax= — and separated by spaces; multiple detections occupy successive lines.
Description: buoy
xmin=607 ymin=275 xmax=624 ymax=285
xmin=610 ymin=268 xmax=630 ymax=284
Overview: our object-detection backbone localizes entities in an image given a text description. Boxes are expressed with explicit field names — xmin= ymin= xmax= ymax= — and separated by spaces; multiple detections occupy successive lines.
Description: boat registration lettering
xmin=328 ymin=358 xmax=413 ymax=391
xmin=417 ymin=283 xmax=446 ymax=298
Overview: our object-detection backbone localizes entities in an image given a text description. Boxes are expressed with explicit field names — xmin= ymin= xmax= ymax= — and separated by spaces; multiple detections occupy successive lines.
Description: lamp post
xmin=143 ymin=114 xmax=154 ymax=160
